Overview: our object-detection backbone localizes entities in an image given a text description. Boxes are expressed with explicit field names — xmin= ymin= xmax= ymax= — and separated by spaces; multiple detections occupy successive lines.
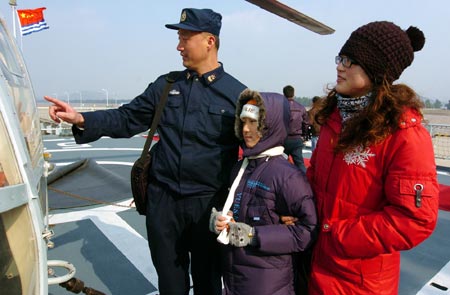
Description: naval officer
xmin=46 ymin=8 xmax=246 ymax=295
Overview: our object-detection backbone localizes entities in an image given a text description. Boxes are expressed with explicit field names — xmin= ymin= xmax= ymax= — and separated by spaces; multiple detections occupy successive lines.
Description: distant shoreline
xmin=423 ymin=109 xmax=450 ymax=125
xmin=37 ymin=104 xmax=450 ymax=125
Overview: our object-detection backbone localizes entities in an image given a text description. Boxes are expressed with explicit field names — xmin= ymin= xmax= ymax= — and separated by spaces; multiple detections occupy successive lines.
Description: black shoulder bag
xmin=130 ymin=71 xmax=179 ymax=215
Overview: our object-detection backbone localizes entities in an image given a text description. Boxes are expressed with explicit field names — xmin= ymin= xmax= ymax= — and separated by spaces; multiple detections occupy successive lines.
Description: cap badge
xmin=180 ymin=11 xmax=187 ymax=22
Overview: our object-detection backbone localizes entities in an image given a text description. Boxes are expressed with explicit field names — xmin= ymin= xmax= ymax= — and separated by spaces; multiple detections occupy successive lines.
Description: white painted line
xmin=53 ymin=161 xmax=133 ymax=166
xmin=438 ymin=171 xmax=450 ymax=176
xmin=45 ymin=148 xmax=142 ymax=152
xmin=49 ymin=201 xmax=159 ymax=289
xmin=44 ymin=138 xmax=70 ymax=142
xmin=48 ymin=200 xmax=195 ymax=294
xmin=56 ymin=142 xmax=92 ymax=149
xmin=417 ymin=260 xmax=450 ymax=294
xmin=89 ymin=213 xmax=159 ymax=289
xmin=49 ymin=200 xmax=132 ymax=224
xmin=97 ymin=161 xmax=134 ymax=166
xmin=43 ymin=135 xmax=144 ymax=141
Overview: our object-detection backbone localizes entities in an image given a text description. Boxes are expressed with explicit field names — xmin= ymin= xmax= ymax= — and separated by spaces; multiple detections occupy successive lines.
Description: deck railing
xmin=40 ymin=118 xmax=450 ymax=160
xmin=425 ymin=123 xmax=450 ymax=159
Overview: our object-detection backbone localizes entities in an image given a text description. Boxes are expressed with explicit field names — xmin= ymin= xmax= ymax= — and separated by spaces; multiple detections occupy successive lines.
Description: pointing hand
xmin=44 ymin=95 xmax=85 ymax=127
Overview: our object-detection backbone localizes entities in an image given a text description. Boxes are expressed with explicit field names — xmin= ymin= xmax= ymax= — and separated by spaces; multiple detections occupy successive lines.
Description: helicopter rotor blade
xmin=245 ymin=0 xmax=334 ymax=35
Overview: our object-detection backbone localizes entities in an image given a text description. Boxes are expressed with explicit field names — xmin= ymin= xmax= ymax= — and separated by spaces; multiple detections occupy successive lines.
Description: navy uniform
xmin=73 ymin=8 xmax=246 ymax=295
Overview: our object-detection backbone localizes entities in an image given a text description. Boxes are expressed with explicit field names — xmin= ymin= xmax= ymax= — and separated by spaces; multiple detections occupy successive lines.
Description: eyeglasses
xmin=335 ymin=55 xmax=357 ymax=68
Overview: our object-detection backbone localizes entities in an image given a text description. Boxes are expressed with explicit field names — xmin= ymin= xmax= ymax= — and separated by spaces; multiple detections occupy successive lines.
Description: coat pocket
xmin=206 ymin=104 xmax=235 ymax=140
xmin=160 ymin=96 xmax=182 ymax=127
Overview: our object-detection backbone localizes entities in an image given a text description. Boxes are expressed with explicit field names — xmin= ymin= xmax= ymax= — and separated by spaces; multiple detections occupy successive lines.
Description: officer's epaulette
xmin=209 ymin=73 xmax=247 ymax=102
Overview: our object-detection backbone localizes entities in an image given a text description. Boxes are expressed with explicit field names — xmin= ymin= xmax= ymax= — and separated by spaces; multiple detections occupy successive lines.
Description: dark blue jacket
xmin=73 ymin=65 xmax=246 ymax=198
xmin=222 ymin=92 xmax=317 ymax=295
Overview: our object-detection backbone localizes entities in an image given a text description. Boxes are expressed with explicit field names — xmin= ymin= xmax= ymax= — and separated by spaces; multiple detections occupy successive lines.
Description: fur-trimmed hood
xmin=235 ymin=89 xmax=290 ymax=157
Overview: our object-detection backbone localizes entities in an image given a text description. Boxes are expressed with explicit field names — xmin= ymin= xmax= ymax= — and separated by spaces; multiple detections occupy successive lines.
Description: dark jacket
xmin=307 ymin=104 xmax=321 ymax=136
xmin=287 ymin=98 xmax=309 ymax=140
xmin=73 ymin=65 xmax=246 ymax=198
xmin=222 ymin=92 xmax=317 ymax=295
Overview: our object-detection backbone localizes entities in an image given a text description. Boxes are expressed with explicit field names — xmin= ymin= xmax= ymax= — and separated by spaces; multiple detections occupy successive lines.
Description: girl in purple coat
xmin=209 ymin=89 xmax=317 ymax=295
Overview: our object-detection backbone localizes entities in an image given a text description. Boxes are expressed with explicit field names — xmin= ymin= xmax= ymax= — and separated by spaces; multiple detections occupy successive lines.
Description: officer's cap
xmin=165 ymin=8 xmax=222 ymax=36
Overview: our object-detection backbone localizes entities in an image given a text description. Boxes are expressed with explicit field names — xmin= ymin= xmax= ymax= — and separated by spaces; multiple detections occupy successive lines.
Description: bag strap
xmin=139 ymin=71 xmax=180 ymax=159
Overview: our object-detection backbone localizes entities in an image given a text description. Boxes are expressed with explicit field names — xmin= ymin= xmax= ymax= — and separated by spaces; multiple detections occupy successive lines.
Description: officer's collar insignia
xmin=186 ymin=72 xmax=191 ymax=80
xmin=169 ymin=89 xmax=180 ymax=95
xmin=180 ymin=11 xmax=187 ymax=22
xmin=207 ymin=74 xmax=216 ymax=83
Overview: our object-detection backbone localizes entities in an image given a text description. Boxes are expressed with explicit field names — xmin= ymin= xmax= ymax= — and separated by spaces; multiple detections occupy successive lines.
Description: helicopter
xmin=0 ymin=7 xmax=109 ymax=294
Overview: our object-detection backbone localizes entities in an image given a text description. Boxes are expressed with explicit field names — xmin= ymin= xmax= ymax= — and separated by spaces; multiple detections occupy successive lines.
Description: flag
xmin=17 ymin=7 xmax=49 ymax=36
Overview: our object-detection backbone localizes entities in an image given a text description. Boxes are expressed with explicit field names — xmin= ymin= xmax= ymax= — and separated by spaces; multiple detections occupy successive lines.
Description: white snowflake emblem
xmin=343 ymin=146 xmax=375 ymax=168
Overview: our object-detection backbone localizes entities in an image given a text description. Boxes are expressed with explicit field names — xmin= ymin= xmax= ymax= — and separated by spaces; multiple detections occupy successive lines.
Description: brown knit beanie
xmin=339 ymin=21 xmax=425 ymax=85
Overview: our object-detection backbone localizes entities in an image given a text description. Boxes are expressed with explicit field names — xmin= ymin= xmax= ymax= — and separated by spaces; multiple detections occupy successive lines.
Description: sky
xmin=1 ymin=0 xmax=449 ymax=104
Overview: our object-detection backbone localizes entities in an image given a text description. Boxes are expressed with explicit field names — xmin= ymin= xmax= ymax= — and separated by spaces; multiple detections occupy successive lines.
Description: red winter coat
xmin=306 ymin=108 xmax=439 ymax=295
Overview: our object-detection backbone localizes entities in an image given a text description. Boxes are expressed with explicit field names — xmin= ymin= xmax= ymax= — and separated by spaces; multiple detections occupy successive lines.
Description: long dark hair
xmin=316 ymin=79 xmax=424 ymax=153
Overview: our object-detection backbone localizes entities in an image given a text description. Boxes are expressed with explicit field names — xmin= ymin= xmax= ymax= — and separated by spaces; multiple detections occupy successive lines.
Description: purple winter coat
xmin=221 ymin=92 xmax=317 ymax=295
xmin=287 ymin=98 xmax=309 ymax=140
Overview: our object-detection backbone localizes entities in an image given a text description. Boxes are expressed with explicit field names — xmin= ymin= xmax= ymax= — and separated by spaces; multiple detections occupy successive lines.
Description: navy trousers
xmin=146 ymin=182 xmax=223 ymax=295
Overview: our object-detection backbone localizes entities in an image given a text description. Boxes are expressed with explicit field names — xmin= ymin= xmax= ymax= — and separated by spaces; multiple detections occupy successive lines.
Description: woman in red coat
xmin=306 ymin=21 xmax=439 ymax=295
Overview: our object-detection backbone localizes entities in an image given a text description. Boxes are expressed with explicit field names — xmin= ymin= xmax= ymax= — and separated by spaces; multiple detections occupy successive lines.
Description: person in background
xmin=307 ymin=96 xmax=322 ymax=153
xmin=210 ymin=89 xmax=317 ymax=295
xmin=45 ymin=8 xmax=246 ymax=295
xmin=307 ymin=21 xmax=439 ymax=294
xmin=283 ymin=85 xmax=310 ymax=173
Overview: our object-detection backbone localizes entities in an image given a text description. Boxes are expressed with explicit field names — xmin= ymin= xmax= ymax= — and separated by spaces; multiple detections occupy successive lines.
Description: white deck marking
xmin=438 ymin=170 xmax=450 ymax=176
xmin=43 ymin=138 xmax=71 ymax=142
xmin=45 ymin=148 xmax=142 ymax=152
xmin=49 ymin=200 xmax=159 ymax=290
xmin=53 ymin=161 xmax=133 ymax=166
xmin=43 ymin=135 xmax=144 ymax=142
xmin=417 ymin=261 xmax=450 ymax=294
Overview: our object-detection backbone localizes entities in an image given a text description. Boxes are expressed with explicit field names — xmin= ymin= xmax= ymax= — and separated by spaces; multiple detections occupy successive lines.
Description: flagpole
xmin=20 ymin=19 xmax=23 ymax=52
xmin=8 ymin=0 xmax=22 ymax=51
xmin=9 ymin=0 xmax=17 ymax=39
xmin=20 ymin=29 xmax=23 ymax=51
